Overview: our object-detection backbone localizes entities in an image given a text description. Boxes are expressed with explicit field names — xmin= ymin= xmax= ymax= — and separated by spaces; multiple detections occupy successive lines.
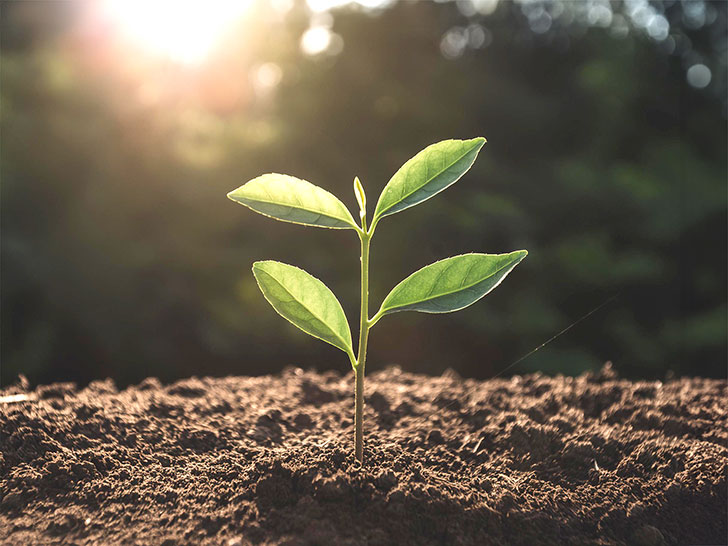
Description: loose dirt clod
xmin=1 ymin=365 xmax=726 ymax=545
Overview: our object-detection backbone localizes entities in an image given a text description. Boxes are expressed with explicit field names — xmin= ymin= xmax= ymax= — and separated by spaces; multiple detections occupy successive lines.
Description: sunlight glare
xmin=102 ymin=0 xmax=252 ymax=64
xmin=307 ymin=0 xmax=393 ymax=13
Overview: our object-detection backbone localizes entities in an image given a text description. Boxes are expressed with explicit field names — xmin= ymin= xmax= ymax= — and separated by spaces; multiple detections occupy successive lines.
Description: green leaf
xmin=373 ymin=138 xmax=486 ymax=222
xmin=228 ymin=174 xmax=358 ymax=229
xmin=377 ymin=251 xmax=527 ymax=316
xmin=252 ymin=260 xmax=354 ymax=361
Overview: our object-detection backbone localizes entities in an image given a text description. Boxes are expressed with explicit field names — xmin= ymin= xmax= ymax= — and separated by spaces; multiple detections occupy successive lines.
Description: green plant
xmin=228 ymin=138 xmax=527 ymax=463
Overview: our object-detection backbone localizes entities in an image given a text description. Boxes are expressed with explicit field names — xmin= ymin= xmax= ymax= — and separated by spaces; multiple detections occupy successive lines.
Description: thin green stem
xmin=354 ymin=231 xmax=371 ymax=464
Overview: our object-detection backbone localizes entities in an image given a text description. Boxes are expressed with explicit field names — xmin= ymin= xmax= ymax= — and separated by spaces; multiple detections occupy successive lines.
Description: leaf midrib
xmin=237 ymin=194 xmax=349 ymax=223
xmin=258 ymin=267 xmax=351 ymax=352
xmin=377 ymin=141 xmax=479 ymax=217
xmin=384 ymin=255 xmax=520 ymax=311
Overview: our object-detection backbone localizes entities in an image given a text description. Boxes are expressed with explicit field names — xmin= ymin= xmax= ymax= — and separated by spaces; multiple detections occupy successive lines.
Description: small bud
xmin=353 ymin=176 xmax=366 ymax=219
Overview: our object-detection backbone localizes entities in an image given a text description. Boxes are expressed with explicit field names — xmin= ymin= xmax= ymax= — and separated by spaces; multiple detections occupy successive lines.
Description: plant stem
xmin=354 ymin=231 xmax=371 ymax=464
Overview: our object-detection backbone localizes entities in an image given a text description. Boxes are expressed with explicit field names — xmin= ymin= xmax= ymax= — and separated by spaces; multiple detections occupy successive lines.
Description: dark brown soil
xmin=1 ymin=364 xmax=726 ymax=545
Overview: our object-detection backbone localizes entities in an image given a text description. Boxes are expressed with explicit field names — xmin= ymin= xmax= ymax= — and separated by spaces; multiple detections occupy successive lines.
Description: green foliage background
xmin=2 ymin=0 xmax=726 ymax=386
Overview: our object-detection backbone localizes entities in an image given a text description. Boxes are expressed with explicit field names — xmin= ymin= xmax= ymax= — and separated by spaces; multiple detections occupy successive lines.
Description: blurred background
xmin=1 ymin=0 xmax=726 ymax=387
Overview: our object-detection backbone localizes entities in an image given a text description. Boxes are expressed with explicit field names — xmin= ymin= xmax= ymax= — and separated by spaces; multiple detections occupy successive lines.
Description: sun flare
xmin=101 ymin=0 xmax=252 ymax=64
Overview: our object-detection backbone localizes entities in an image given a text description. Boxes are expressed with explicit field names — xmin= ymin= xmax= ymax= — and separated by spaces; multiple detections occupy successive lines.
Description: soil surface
xmin=1 ymin=363 xmax=726 ymax=545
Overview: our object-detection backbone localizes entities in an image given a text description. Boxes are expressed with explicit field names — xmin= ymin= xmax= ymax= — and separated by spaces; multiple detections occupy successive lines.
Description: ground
xmin=0 ymin=363 xmax=726 ymax=545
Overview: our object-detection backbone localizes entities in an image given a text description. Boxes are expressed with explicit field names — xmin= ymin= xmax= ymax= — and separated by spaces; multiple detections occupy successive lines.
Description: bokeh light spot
xmin=686 ymin=64 xmax=712 ymax=89
xmin=254 ymin=63 xmax=283 ymax=91
xmin=301 ymin=26 xmax=343 ymax=56
xmin=441 ymin=27 xmax=469 ymax=59
xmin=646 ymin=14 xmax=669 ymax=41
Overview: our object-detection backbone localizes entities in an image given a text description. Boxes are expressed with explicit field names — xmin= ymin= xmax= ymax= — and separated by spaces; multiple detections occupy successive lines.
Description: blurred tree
xmin=1 ymin=0 xmax=725 ymax=386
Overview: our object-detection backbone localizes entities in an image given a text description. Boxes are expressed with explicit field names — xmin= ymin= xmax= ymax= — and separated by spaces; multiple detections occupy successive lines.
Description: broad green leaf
xmin=252 ymin=260 xmax=354 ymax=360
xmin=377 ymin=251 xmax=527 ymax=316
xmin=373 ymin=138 xmax=486 ymax=222
xmin=228 ymin=174 xmax=358 ymax=229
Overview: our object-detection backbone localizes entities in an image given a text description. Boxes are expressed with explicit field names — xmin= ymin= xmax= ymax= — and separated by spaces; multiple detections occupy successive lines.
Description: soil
xmin=0 ymin=363 xmax=726 ymax=546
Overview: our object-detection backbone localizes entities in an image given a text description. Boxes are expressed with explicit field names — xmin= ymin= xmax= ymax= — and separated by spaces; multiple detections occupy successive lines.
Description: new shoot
xmin=227 ymin=138 xmax=527 ymax=464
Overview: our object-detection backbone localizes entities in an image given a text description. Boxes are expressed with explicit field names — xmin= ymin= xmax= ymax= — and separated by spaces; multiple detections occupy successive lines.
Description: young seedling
xmin=228 ymin=138 xmax=527 ymax=463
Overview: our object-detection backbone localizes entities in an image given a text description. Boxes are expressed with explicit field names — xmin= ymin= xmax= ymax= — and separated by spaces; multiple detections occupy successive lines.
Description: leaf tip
xmin=510 ymin=249 xmax=528 ymax=262
xmin=251 ymin=260 xmax=269 ymax=274
xmin=472 ymin=136 xmax=487 ymax=149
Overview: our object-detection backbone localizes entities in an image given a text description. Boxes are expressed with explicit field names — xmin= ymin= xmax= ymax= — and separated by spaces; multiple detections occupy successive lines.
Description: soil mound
xmin=1 ymin=365 xmax=726 ymax=545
